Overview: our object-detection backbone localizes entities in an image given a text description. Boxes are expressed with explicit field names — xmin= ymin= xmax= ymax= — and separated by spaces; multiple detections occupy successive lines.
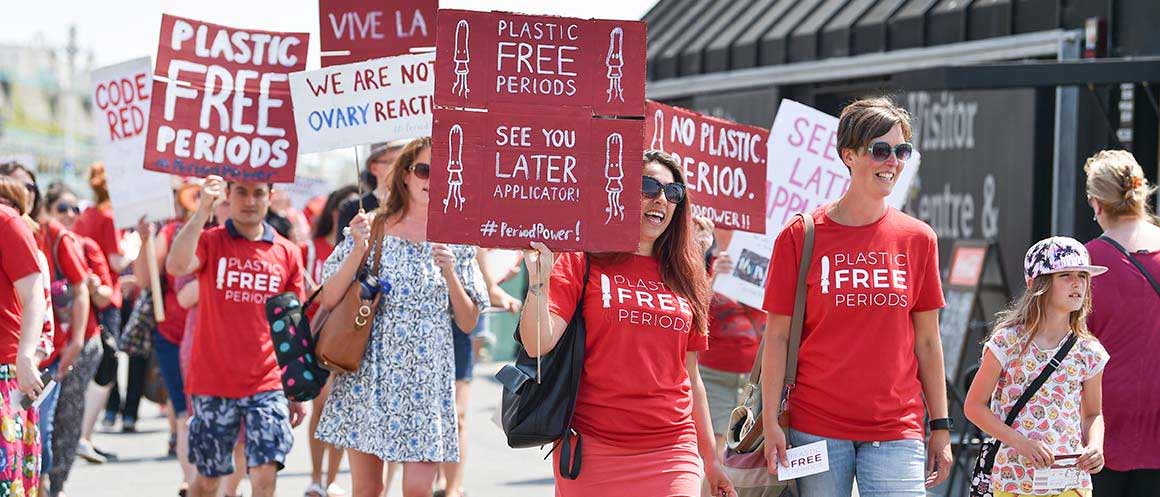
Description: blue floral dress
xmin=315 ymin=232 xmax=486 ymax=462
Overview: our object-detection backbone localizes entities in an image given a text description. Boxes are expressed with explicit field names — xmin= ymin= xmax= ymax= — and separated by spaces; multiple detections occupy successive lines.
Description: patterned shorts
xmin=188 ymin=391 xmax=293 ymax=477
xmin=0 ymin=365 xmax=40 ymax=496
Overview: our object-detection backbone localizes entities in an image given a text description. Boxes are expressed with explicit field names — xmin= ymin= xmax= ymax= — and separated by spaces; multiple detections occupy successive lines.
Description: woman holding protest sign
xmin=759 ymin=98 xmax=952 ymax=496
xmin=315 ymin=137 xmax=487 ymax=497
xmin=518 ymin=150 xmax=735 ymax=497
xmin=1082 ymin=150 xmax=1160 ymax=496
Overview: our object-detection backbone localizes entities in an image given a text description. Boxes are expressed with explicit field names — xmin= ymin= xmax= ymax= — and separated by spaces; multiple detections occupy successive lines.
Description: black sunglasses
xmin=55 ymin=203 xmax=80 ymax=215
xmin=641 ymin=176 xmax=686 ymax=204
xmin=409 ymin=162 xmax=431 ymax=180
xmin=866 ymin=142 xmax=913 ymax=162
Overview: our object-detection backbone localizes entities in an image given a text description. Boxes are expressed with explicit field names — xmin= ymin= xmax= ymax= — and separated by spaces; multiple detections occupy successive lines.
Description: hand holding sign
xmin=200 ymin=176 xmax=228 ymax=212
xmin=525 ymin=241 xmax=554 ymax=289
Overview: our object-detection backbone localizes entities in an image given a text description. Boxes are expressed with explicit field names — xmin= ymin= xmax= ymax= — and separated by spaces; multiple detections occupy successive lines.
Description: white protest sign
xmin=90 ymin=57 xmax=175 ymax=228
xmin=1033 ymin=455 xmax=1084 ymax=492
xmin=289 ymin=52 xmax=435 ymax=153
xmin=713 ymin=99 xmax=919 ymax=308
xmin=777 ymin=440 xmax=830 ymax=481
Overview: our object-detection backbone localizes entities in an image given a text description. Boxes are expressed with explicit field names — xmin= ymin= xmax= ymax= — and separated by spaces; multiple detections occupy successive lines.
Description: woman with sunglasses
xmin=759 ymin=98 xmax=951 ymax=497
xmin=0 ymin=175 xmax=50 ymax=496
xmin=315 ymin=137 xmax=487 ymax=497
xmin=519 ymin=150 xmax=735 ymax=497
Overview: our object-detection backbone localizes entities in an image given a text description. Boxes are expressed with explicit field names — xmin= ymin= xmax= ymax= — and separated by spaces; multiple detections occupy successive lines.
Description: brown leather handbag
xmin=311 ymin=219 xmax=385 ymax=374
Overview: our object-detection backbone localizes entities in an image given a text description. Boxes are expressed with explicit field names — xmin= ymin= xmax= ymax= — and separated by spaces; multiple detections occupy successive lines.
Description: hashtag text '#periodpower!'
xmin=479 ymin=220 xmax=579 ymax=242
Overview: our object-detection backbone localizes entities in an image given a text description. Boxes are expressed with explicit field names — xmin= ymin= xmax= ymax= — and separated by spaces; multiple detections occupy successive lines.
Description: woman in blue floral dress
xmin=315 ymin=137 xmax=486 ymax=497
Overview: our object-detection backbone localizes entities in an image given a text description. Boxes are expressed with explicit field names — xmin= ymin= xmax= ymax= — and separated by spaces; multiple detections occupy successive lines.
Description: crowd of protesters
xmin=0 ymin=96 xmax=1156 ymax=497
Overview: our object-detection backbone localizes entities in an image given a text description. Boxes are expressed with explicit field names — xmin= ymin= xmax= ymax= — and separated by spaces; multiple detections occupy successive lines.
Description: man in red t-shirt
xmin=760 ymin=98 xmax=951 ymax=496
xmin=166 ymin=176 xmax=306 ymax=497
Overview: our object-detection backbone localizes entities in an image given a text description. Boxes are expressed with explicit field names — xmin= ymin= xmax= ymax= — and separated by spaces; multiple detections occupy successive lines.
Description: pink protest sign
xmin=427 ymin=105 xmax=643 ymax=251
xmin=645 ymin=100 xmax=768 ymax=233
xmin=144 ymin=14 xmax=309 ymax=183
xmin=318 ymin=0 xmax=438 ymax=67
xmin=433 ymin=9 xmax=645 ymax=116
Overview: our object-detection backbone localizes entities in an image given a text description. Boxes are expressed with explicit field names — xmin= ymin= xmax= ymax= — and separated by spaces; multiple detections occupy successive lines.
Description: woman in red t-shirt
xmin=1082 ymin=150 xmax=1160 ymax=495
xmin=300 ymin=183 xmax=356 ymax=497
xmin=0 ymin=174 xmax=49 ymax=496
xmin=518 ymin=151 xmax=734 ymax=497
xmin=760 ymin=98 xmax=951 ymax=496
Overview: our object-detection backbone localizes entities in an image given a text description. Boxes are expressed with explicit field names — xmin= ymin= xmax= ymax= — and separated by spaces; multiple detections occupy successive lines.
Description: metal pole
xmin=1052 ymin=30 xmax=1082 ymax=236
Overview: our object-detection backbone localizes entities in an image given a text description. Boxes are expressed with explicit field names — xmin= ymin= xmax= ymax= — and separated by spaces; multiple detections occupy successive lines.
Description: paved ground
xmin=70 ymin=362 xmax=554 ymax=497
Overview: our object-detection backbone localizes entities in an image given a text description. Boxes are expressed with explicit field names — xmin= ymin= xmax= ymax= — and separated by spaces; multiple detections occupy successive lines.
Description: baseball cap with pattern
xmin=1023 ymin=236 xmax=1107 ymax=281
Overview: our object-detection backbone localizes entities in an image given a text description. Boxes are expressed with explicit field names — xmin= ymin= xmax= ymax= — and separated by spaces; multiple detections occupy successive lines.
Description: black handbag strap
xmin=1099 ymin=235 xmax=1160 ymax=298
xmin=555 ymin=255 xmax=590 ymax=480
xmin=1001 ymin=333 xmax=1077 ymax=426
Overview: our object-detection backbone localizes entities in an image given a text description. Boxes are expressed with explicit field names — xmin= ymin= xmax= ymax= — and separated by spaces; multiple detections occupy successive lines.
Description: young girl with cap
xmin=965 ymin=236 xmax=1111 ymax=497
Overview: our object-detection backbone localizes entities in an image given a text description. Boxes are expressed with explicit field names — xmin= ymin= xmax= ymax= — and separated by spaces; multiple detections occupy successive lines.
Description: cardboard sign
xmin=90 ymin=57 xmax=176 ymax=228
xmin=318 ymin=0 xmax=437 ymax=67
xmin=426 ymin=105 xmax=643 ymax=251
xmin=777 ymin=441 xmax=830 ymax=481
xmin=713 ymin=100 xmax=920 ymax=308
xmin=645 ymin=100 xmax=767 ymax=233
xmin=433 ymin=10 xmax=646 ymax=117
xmin=144 ymin=14 xmax=309 ymax=183
xmin=289 ymin=52 xmax=434 ymax=153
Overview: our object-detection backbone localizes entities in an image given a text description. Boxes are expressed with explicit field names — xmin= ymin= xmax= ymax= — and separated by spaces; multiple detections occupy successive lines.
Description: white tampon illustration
xmin=452 ymin=20 xmax=470 ymax=98
xmin=649 ymin=108 xmax=664 ymax=151
xmin=820 ymin=255 xmax=830 ymax=294
xmin=604 ymin=133 xmax=624 ymax=224
xmin=444 ymin=124 xmax=466 ymax=213
xmin=216 ymin=257 xmax=227 ymax=289
xmin=600 ymin=274 xmax=612 ymax=308
xmin=605 ymin=27 xmax=624 ymax=103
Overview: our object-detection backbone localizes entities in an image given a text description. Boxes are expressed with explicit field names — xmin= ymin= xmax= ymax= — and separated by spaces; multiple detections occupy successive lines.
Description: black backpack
xmin=495 ymin=255 xmax=589 ymax=479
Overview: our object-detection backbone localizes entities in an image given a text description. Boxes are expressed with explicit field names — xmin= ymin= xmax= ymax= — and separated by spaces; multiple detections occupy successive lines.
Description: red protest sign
xmin=319 ymin=0 xmax=438 ymax=67
xmin=645 ymin=101 xmax=768 ymax=233
xmin=427 ymin=105 xmax=643 ymax=251
xmin=434 ymin=10 xmax=645 ymax=116
xmin=144 ymin=14 xmax=308 ymax=183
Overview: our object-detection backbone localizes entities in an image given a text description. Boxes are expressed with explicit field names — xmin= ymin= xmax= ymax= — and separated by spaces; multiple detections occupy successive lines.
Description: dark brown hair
xmin=836 ymin=97 xmax=913 ymax=166
xmin=640 ymin=149 xmax=711 ymax=335
xmin=0 ymin=176 xmax=39 ymax=232
xmin=313 ymin=184 xmax=359 ymax=239
xmin=0 ymin=161 xmax=41 ymax=218
xmin=375 ymin=136 xmax=432 ymax=225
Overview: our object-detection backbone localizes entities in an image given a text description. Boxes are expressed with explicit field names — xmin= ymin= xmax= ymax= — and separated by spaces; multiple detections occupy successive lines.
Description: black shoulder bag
xmin=968 ymin=333 xmax=1077 ymax=497
xmin=496 ymin=255 xmax=589 ymax=480
xmin=1099 ymin=235 xmax=1160 ymax=298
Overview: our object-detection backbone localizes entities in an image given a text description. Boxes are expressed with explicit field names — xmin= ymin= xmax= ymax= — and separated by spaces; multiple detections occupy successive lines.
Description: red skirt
xmin=553 ymin=435 xmax=703 ymax=497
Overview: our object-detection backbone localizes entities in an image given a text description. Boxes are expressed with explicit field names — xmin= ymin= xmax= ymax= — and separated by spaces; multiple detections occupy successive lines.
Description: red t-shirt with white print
xmin=186 ymin=221 xmax=305 ymax=398
xmin=0 ymin=205 xmax=44 ymax=363
xmin=548 ymin=252 xmax=708 ymax=450
xmin=763 ymin=207 xmax=945 ymax=441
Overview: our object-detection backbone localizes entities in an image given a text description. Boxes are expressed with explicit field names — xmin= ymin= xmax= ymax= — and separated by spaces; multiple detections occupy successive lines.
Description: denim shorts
xmin=153 ymin=330 xmax=187 ymax=415
xmin=453 ymin=315 xmax=487 ymax=382
xmin=788 ymin=428 xmax=926 ymax=497
xmin=188 ymin=391 xmax=293 ymax=477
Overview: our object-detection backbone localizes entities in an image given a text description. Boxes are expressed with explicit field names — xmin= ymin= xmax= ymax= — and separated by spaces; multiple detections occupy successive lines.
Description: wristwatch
xmin=928 ymin=417 xmax=955 ymax=431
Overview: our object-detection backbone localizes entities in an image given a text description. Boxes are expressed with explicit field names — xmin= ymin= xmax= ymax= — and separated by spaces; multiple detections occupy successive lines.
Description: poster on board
xmin=713 ymin=99 xmax=920 ymax=308
xmin=318 ymin=0 xmax=438 ymax=67
xmin=645 ymin=100 xmax=767 ymax=233
xmin=289 ymin=52 xmax=434 ymax=153
xmin=143 ymin=14 xmax=309 ymax=183
xmin=426 ymin=10 xmax=647 ymax=251
xmin=90 ymin=57 xmax=176 ymax=228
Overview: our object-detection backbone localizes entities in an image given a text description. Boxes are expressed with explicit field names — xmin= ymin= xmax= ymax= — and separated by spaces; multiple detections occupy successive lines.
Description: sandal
xmin=304 ymin=482 xmax=327 ymax=497
xmin=325 ymin=482 xmax=349 ymax=497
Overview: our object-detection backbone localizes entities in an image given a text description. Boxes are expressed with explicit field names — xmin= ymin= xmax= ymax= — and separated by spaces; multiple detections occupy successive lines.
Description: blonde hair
xmin=992 ymin=273 xmax=1095 ymax=356
xmin=1084 ymin=150 xmax=1156 ymax=220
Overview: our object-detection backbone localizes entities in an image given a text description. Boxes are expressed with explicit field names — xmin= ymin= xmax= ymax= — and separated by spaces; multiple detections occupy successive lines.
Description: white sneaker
xmin=77 ymin=441 xmax=107 ymax=464
xmin=326 ymin=483 xmax=349 ymax=497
